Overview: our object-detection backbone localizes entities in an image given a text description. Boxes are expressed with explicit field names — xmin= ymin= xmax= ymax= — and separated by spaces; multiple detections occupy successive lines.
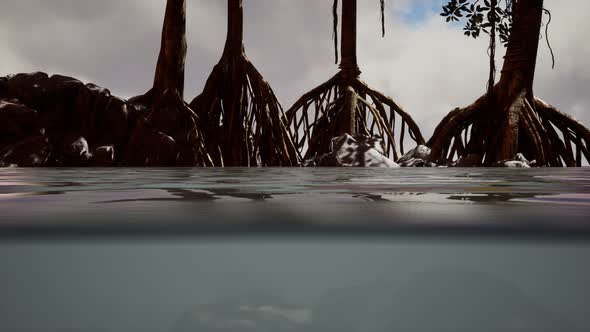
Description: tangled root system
xmin=428 ymin=90 xmax=590 ymax=166
xmin=190 ymin=54 xmax=299 ymax=167
xmin=285 ymin=72 xmax=424 ymax=161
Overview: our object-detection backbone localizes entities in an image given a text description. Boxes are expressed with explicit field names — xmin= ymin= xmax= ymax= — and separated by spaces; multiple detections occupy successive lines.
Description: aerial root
xmin=428 ymin=92 xmax=590 ymax=166
xmin=535 ymin=98 xmax=590 ymax=166
xmin=427 ymin=94 xmax=486 ymax=163
xmin=191 ymin=55 xmax=299 ymax=166
xmin=285 ymin=72 xmax=424 ymax=161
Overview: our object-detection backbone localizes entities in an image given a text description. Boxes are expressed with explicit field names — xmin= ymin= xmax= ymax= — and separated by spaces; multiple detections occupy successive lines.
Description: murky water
xmin=1 ymin=168 xmax=590 ymax=332
xmin=1 ymin=167 xmax=590 ymax=227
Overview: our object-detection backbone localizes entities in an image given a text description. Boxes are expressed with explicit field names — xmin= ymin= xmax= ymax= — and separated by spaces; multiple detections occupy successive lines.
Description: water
xmin=1 ymin=167 xmax=590 ymax=229
xmin=1 ymin=168 xmax=590 ymax=332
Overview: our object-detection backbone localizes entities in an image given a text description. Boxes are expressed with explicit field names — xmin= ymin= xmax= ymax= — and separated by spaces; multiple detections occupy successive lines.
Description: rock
xmin=0 ymin=99 xmax=39 ymax=128
xmin=5 ymin=72 xmax=50 ymax=105
xmin=399 ymin=158 xmax=427 ymax=167
xmin=513 ymin=153 xmax=529 ymax=164
xmin=125 ymin=120 xmax=178 ymax=166
xmin=496 ymin=153 xmax=533 ymax=168
xmin=305 ymin=133 xmax=399 ymax=167
xmin=100 ymin=97 xmax=130 ymax=149
xmin=92 ymin=145 xmax=115 ymax=166
xmin=41 ymin=102 xmax=70 ymax=130
xmin=0 ymin=119 xmax=20 ymax=138
xmin=499 ymin=153 xmax=532 ymax=168
xmin=397 ymin=145 xmax=437 ymax=167
xmin=0 ymin=77 xmax=7 ymax=97
xmin=74 ymin=83 xmax=113 ymax=141
xmin=503 ymin=160 xmax=531 ymax=168
xmin=397 ymin=145 xmax=431 ymax=166
xmin=0 ymin=136 xmax=50 ymax=167
xmin=47 ymin=74 xmax=84 ymax=100
xmin=61 ymin=134 xmax=90 ymax=159
xmin=451 ymin=154 xmax=483 ymax=167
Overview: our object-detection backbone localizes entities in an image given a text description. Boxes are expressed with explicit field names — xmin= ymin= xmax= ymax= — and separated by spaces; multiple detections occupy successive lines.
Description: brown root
xmin=285 ymin=72 xmax=424 ymax=161
xmin=190 ymin=54 xmax=299 ymax=167
xmin=428 ymin=91 xmax=590 ymax=166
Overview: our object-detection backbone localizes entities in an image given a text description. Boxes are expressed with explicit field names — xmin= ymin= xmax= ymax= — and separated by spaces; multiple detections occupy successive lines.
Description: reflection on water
xmin=0 ymin=168 xmax=589 ymax=224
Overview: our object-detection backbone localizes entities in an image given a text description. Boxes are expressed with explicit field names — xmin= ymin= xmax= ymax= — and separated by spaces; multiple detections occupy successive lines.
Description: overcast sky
xmin=1 ymin=0 xmax=588 ymax=138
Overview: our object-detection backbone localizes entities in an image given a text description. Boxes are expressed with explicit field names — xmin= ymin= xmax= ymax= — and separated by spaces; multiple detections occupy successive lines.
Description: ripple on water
xmin=0 ymin=168 xmax=589 ymax=223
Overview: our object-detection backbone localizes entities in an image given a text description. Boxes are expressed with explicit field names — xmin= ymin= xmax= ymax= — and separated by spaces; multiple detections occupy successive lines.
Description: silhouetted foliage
xmin=429 ymin=0 xmax=590 ymax=167
xmin=442 ymin=0 xmax=513 ymax=45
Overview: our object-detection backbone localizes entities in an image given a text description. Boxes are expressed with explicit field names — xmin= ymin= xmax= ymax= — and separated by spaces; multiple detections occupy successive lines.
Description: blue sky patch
xmin=397 ymin=0 xmax=442 ymax=25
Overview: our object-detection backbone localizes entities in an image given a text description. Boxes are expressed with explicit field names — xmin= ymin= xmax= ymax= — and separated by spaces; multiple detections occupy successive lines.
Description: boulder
xmin=305 ymin=134 xmax=399 ymax=167
xmin=74 ymin=83 xmax=113 ymax=141
xmin=41 ymin=102 xmax=70 ymax=130
xmin=498 ymin=153 xmax=533 ymax=168
xmin=60 ymin=134 xmax=92 ymax=166
xmin=100 ymin=96 xmax=130 ymax=149
xmin=4 ymin=72 xmax=53 ymax=108
xmin=0 ymin=77 xmax=7 ymax=97
xmin=397 ymin=145 xmax=434 ymax=167
xmin=0 ymin=99 xmax=40 ymax=128
xmin=47 ymin=74 xmax=84 ymax=100
xmin=61 ymin=134 xmax=89 ymax=157
xmin=0 ymin=119 xmax=20 ymax=138
xmin=0 ymin=136 xmax=50 ymax=167
xmin=92 ymin=145 xmax=115 ymax=166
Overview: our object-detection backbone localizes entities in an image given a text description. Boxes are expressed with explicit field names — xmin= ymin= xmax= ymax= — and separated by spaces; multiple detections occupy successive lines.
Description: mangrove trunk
xmin=153 ymin=0 xmax=187 ymax=97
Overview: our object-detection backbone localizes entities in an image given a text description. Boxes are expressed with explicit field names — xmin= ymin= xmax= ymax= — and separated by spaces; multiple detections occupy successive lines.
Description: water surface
xmin=1 ymin=168 xmax=589 ymax=227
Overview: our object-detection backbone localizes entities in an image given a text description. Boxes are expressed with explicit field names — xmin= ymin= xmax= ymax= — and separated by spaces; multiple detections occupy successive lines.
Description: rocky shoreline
xmin=0 ymin=72 xmax=207 ymax=167
xmin=0 ymin=72 xmax=538 ymax=168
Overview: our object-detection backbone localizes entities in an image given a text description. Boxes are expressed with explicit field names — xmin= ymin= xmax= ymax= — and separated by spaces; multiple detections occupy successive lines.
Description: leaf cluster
xmin=441 ymin=0 xmax=513 ymax=46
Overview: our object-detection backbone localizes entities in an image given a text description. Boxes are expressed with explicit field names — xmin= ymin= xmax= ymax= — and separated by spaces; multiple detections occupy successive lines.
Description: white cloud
xmin=1 ymin=0 xmax=588 ymax=140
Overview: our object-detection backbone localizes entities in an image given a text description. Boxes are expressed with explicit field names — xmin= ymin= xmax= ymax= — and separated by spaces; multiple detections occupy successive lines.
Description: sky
xmin=0 ymin=0 xmax=588 ymax=139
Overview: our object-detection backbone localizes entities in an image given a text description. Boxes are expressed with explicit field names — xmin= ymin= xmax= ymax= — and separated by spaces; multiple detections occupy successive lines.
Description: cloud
xmin=0 ymin=0 xmax=588 ymax=140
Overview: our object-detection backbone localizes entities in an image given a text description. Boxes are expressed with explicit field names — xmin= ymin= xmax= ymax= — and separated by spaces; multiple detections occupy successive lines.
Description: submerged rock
xmin=0 ymin=76 xmax=7 ymax=97
xmin=305 ymin=133 xmax=399 ymax=167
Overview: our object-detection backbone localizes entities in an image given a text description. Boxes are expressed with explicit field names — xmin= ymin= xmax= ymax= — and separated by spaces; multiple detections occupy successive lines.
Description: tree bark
xmin=497 ymin=0 xmax=543 ymax=99
xmin=153 ymin=0 xmax=187 ymax=97
xmin=339 ymin=0 xmax=361 ymax=80
xmin=339 ymin=0 xmax=361 ymax=135
xmin=493 ymin=0 xmax=544 ymax=162
xmin=222 ymin=0 xmax=245 ymax=57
